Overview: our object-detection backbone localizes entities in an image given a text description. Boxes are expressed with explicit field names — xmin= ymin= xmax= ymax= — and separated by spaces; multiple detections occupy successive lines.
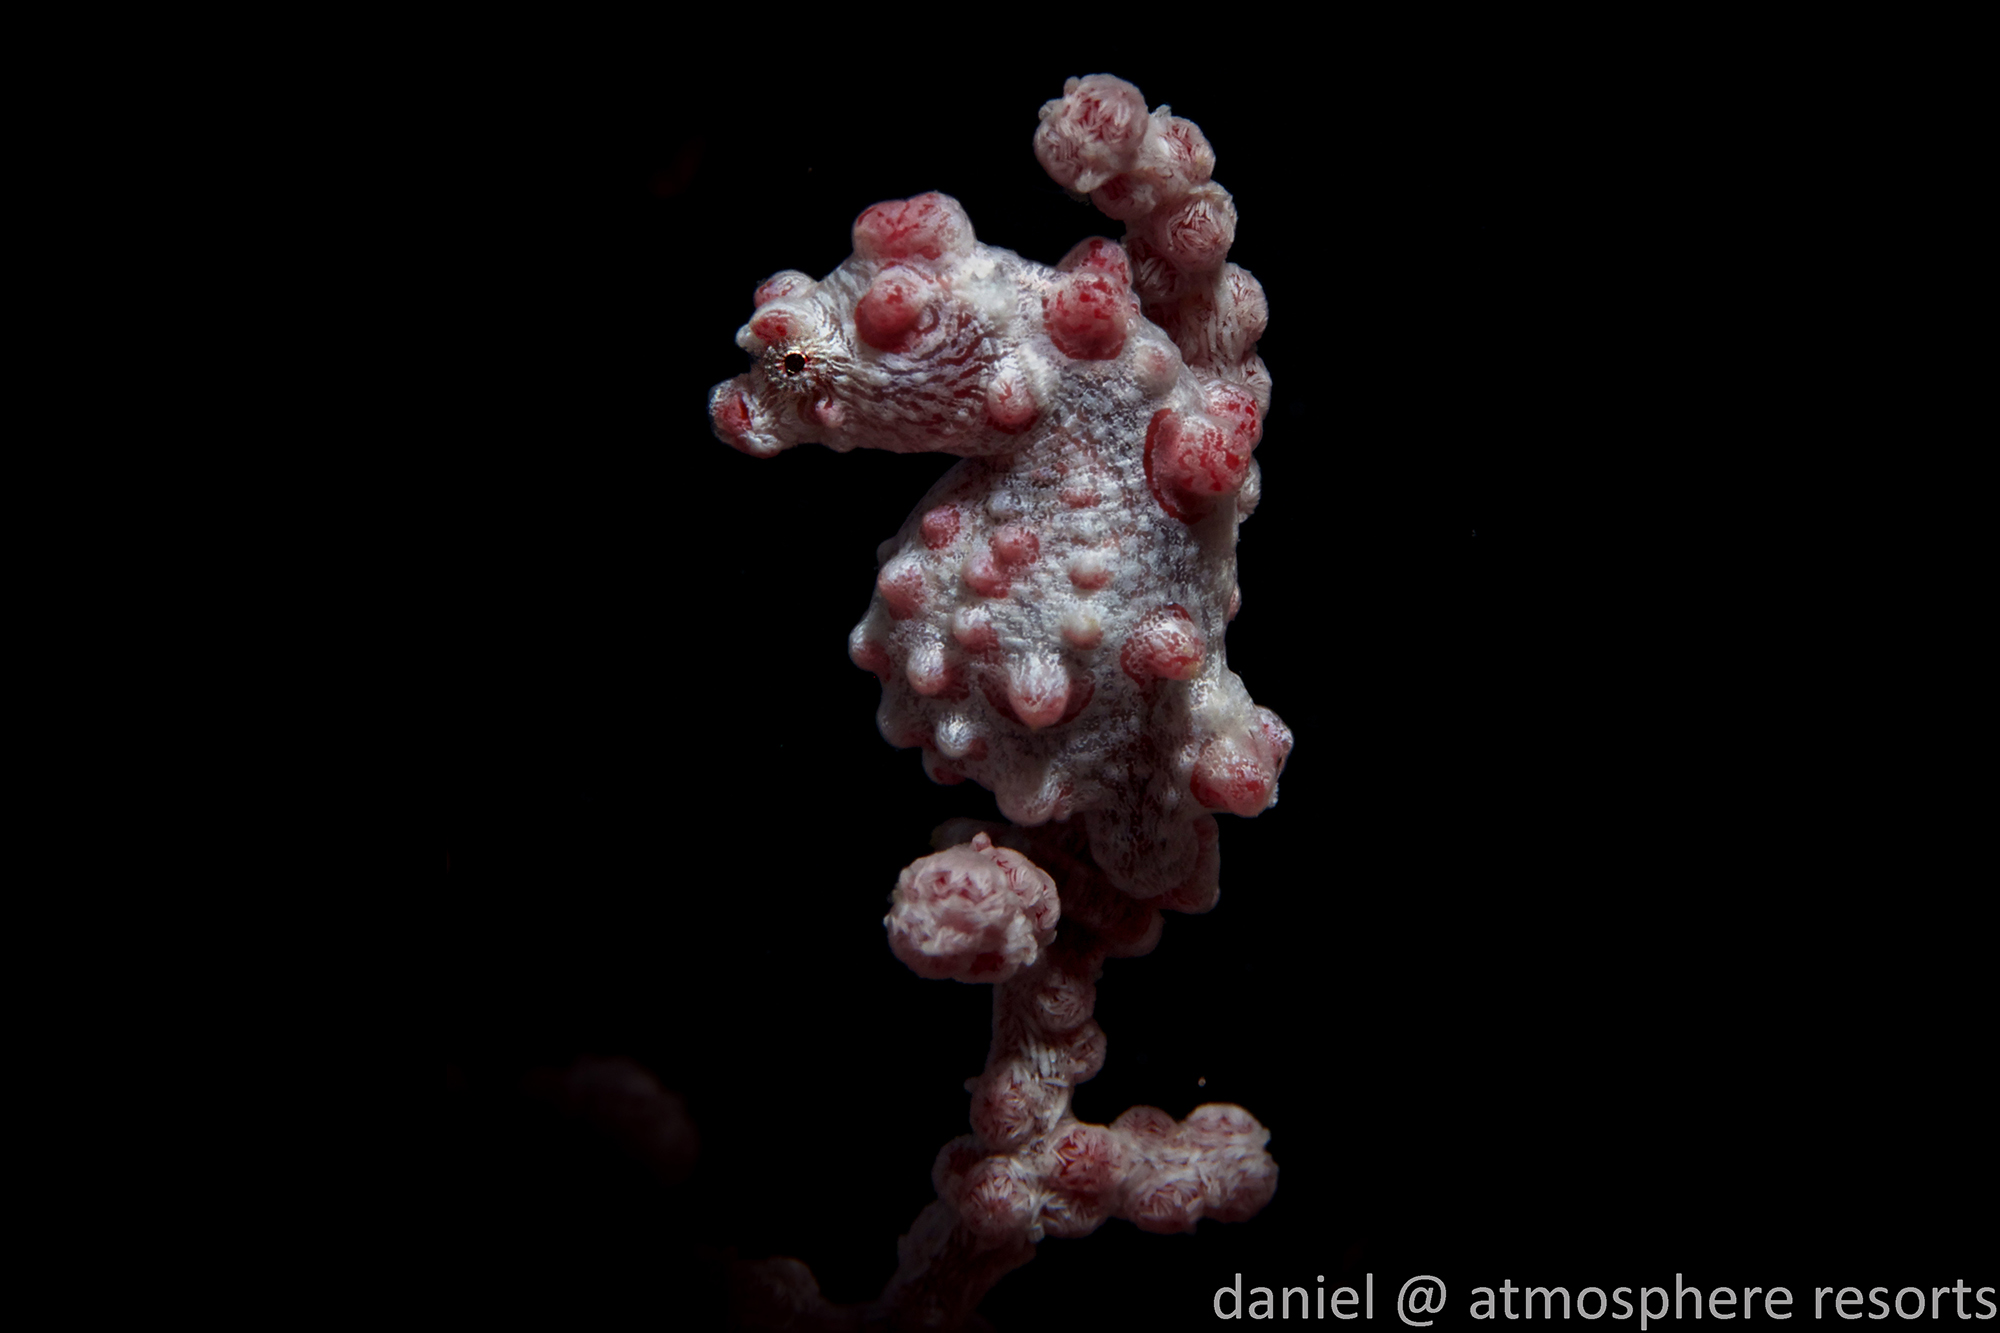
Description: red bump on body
xmin=713 ymin=389 xmax=754 ymax=448
xmin=1190 ymin=735 xmax=1275 ymax=817
xmin=1005 ymin=656 xmax=1071 ymax=730
xmin=1255 ymin=707 xmax=1294 ymax=771
xmin=1120 ymin=604 xmax=1203 ymax=684
xmin=753 ymin=271 xmax=813 ymax=307
xmin=1147 ymin=405 xmax=1251 ymax=509
xmin=1043 ymin=272 xmax=1127 ymax=361
xmin=1142 ymin=409 xmax=1195 ymax=520
xmin=1135 ymin=341 xmax=1181 ymax=396
xmin=963 ymin=549 xmax=1011 ymax=599
xmin=1061 ymin=614 xmax=1102 ymax=649
xmin=906 ymin=642 xmax=961 ymax=698
xmin=855 ymin=267 xmax=936 ymax=352
xmin=1057 ymin=670 xmax=1095 ymax=723
xmin=1057 ymin=237 xmax=1133 ymax=287
xmin=852 ymin=192 xmax=973 ymax=261
xmin=748 ymin=311 xmax=793 ymax=345
xmin=877 ymin=559 xmax=925 ymax=620
xmin=1205 ymin=381 xmax=1263 ymax=454
xmin=1067 ymin=556 xmax=1112 ymax=591
xmin=920 ymin=504 xmax=961 ymax=550
xmin=952 ymin=606 xmax=999 ymax=651
xmin=932 ymin=720 xmax=988 ymax=762
xmin=991 ymin=524 xmax=1039 ymax=567
xmin=849 ymin=635 xmax=892 ymax=681
xmin=984 ymin=364 xmax=1039 ymax=432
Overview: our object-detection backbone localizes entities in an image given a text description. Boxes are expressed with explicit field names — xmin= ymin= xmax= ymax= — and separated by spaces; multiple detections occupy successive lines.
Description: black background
xmin=442 ymin=35 xmax=1989 ymax=1329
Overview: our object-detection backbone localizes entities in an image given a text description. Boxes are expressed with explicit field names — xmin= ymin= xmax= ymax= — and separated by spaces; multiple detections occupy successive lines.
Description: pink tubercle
xmin=984 ymin=365 xmax=1039 ymax=432
xmin=1190 ymin=735 xmax=1275 ymax=817
xmin=1119 ymin=604 xmax=1204 ymax=684
xmin=712 ymin=387 xmax=755 ymax=452
xmin=1159 ymin=411 xmax=1248 ymax=499
xmin=1043 ymin=272 xmax=1128 ymax=361
xmin=752 ymin=270 xmax=814 ymax=307
xmin=1135 ymin=342 xmax=1181 ymax=397
xmin=877 ymin=560 xmax=926 ymax=620
xmin=748 ymin=310 xmax=793 ymax=345
xmin=1057 ymin=671 xmax=1095 ymax=723
xmin=849 ymin=635 xmax=892 ymax=681
xmin=1057 ymin=236 xmax=1133 ymax=286
xmin=1255 ymin=708 xmax=1295 ymax=770
xmin=905 ymin=644 xmax=963 ymax=700
xmin=990 ymin=524 xmax=1039 ymax=567
xmin=920 ymin=504 xmax=961 ymax=550
xmin=1142 ymin=409 xmax=1195 ymax=521
xmin=852 ymin=192 xmax=972 ymax=262
xmin=1005 ymin=657 xmax=1071 ymax=731
xmin=854 ymin=267 xmax=937 ymax=352
xmin=1060 ymin=613 xmax=1102 ymax=649
xmin=951 ymin=606 xmax=999 ymax=652
xmin=963 ymin=549 xmax=1012 ymax=599
xmin=1067 ymin=556 xmax=1112 ymax=591
xmin=1206 ymin=382 xmax=1262 ymax=449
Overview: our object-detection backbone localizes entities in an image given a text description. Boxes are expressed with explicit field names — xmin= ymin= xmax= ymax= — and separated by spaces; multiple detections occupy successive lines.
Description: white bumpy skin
xmin=709 ymin=74 xmax=1291 ymax=903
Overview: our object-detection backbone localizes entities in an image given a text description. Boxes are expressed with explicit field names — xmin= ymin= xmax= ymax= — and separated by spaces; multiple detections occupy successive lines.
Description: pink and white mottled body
xmin=709 ymin=75 xmax=1290 ymax=903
